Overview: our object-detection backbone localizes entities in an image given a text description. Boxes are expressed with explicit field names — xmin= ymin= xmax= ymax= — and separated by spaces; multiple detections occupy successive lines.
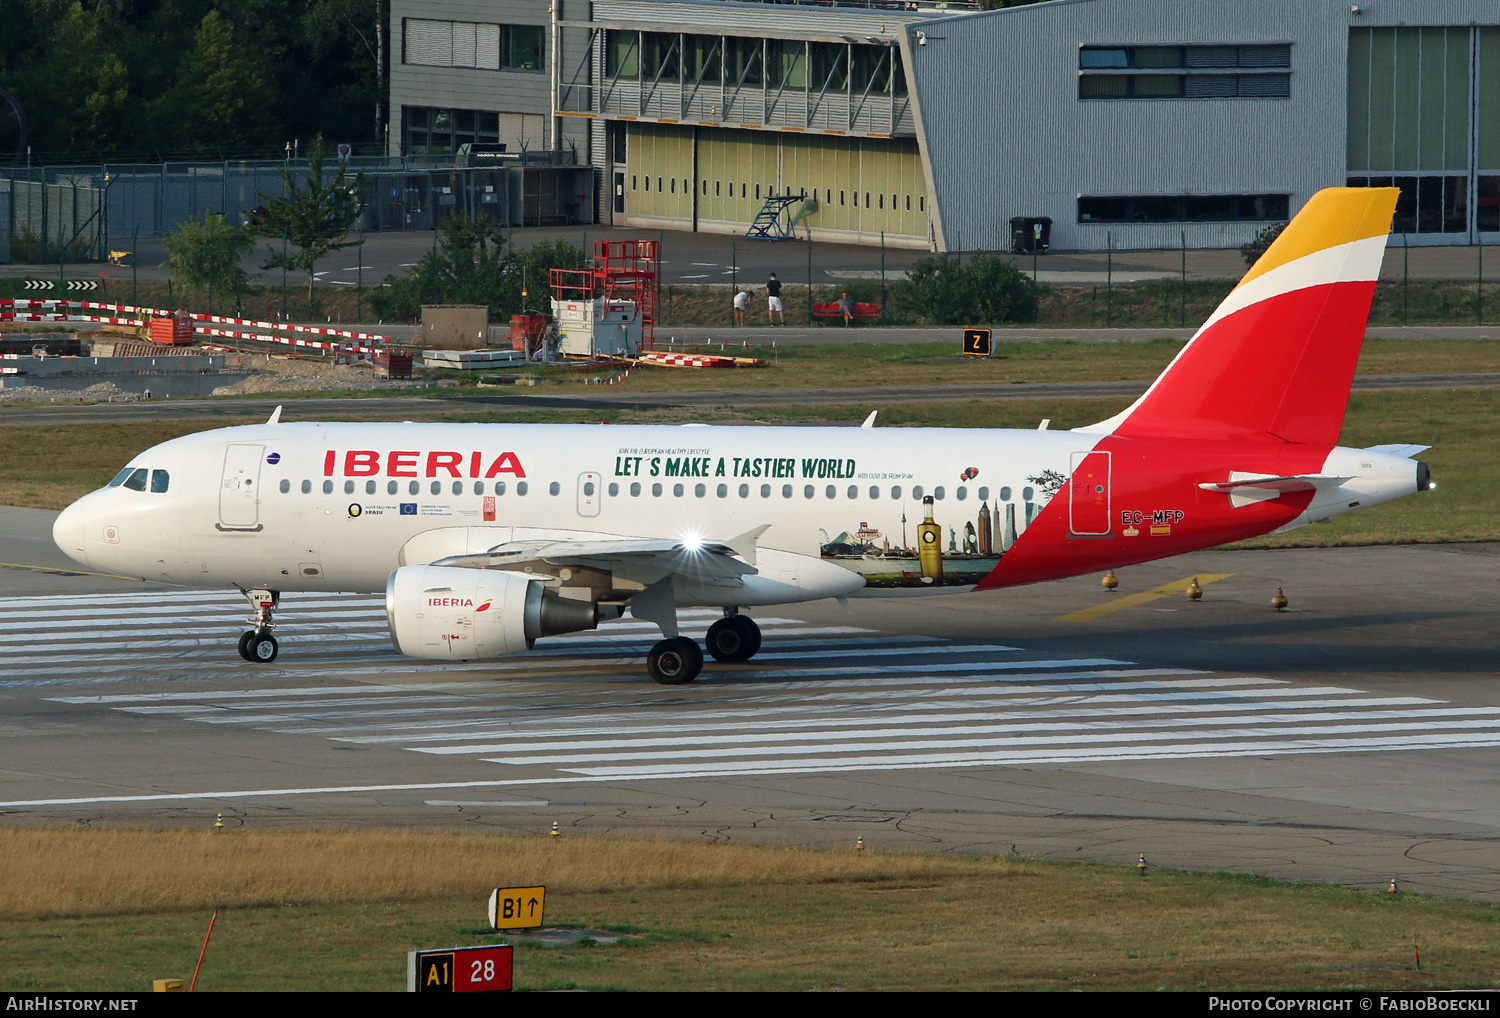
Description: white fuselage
xmin=52 ymin=421 xmax=1097 ymax=598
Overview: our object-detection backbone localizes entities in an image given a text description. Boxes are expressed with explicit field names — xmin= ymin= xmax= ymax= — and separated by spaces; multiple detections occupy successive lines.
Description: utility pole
xmin=375 ymin=0 xmax=384 ymax=149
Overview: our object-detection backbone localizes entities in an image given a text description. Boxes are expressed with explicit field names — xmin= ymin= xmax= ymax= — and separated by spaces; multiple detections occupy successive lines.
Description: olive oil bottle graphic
xmin=918 ymin=495 xmax=944 ymax=583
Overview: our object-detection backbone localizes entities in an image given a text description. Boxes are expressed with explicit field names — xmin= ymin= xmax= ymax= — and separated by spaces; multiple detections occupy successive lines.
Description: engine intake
xmin=387 ymin=564 xmax=600 ymax=661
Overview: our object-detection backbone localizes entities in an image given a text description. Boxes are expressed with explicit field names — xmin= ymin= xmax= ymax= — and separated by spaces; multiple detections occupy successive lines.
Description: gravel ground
xmin=208 ymin=355 xmax=427 ymax=395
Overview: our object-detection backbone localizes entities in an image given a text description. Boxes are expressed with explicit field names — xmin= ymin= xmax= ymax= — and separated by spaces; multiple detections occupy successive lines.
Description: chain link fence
xmin=1 ymin=154 xmax=594 ymax=263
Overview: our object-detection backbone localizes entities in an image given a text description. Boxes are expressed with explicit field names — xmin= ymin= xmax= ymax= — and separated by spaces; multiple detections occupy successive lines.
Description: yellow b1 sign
xmin=962 ymin=327 xmax=992 ymax=356
xmin=488 ymin=886 xmax=545 ymax=929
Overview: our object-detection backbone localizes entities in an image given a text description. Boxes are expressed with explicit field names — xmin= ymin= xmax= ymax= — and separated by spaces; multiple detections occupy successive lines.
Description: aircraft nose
xmin=52 ymin=501 xmax=90 ymax=568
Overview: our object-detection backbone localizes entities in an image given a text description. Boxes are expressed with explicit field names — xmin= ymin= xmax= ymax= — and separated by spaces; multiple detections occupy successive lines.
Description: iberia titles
xmin=322 ymin=450 xmax=526 ymax=478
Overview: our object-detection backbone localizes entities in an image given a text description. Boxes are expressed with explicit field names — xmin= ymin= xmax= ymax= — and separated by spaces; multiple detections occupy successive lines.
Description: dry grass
xmin=0 ymin=421 xmax=238 ymax=511
xmin=3 ymin=829 xmax=1500 ymax=990
xmin=0 ymin=827 xmax=999 ymax=919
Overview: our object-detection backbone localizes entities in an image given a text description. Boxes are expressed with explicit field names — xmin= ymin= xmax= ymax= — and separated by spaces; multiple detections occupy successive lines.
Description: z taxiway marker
xmin=1056 ymin=574 xmax=1235 ymax=623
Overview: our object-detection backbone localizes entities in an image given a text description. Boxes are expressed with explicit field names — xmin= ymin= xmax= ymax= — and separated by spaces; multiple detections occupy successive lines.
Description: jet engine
xmin=386 ymin=564 xmax=601 ymax=660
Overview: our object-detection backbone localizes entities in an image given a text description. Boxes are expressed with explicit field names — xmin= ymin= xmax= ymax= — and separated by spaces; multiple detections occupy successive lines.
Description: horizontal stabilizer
xmin=1364 ymin=443 xmax=1430 ymax=459
xmin=1198 ymin=472 xmax=1351 ymax=508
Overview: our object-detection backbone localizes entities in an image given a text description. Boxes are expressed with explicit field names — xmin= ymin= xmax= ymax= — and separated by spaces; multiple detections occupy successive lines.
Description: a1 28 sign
xmin=409 ymin=944 xmax=514 ymax=992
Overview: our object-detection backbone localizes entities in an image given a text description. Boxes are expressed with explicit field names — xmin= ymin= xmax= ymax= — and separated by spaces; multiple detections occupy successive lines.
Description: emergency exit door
xmin=1069 ymin=450 xmax=1111 ymax=536
xmin=577 ymin=472 xmax=602 ymax=517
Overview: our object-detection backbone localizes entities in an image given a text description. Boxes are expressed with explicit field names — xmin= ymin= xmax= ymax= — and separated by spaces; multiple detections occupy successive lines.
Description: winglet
xmin=724 ymin=524 xmax=771 ymax=566
xmin=267 ymin=405 xmax=283 ymax=425
xmin=861 ymin=411 xmax=878 ymax=429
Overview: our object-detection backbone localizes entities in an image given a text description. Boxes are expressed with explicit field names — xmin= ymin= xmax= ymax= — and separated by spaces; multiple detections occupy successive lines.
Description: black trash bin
xmin=1009 ymin=216 xmax=1053 ymax=254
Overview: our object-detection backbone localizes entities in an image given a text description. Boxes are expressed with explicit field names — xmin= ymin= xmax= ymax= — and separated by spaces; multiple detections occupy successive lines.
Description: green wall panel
xmin=625 ymin=123 xmax=927 ymax=238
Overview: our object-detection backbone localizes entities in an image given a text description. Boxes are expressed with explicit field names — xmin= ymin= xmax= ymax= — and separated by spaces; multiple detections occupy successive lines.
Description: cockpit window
xmin=150 ymin=470 xmax=170 ymax=493
xmin=108 ymin=467 xmax=135 ymax=487
xmin=122 ymin=468 xmax=148 ymax=491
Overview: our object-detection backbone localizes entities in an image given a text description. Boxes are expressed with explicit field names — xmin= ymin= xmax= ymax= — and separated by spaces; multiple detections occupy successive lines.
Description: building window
xmin=1079 ymin=44 xmax=1289 ymax=100
xmin=402 ymin=106 xmax=499 ymax=155
xmin=1078 ymin=194 xmax=1290 ymax=223
xmin=1346 ymin=176 xmax=1470 ymax=235
xmin=404 ymin=19 xmax=545 ymax=72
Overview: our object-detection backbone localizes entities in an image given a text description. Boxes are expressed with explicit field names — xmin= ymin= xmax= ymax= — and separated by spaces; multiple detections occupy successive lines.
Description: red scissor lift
xmin=548 ymin=239 xmax=660 ymax=351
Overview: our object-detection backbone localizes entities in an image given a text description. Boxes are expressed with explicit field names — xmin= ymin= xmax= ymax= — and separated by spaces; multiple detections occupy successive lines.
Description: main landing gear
xmin=706 ymin=611 xmax=762 ymax=663
xmin=646 ymin=609 xmax=763 ymax=685
xmin=237 ymin=588 xmax=280 ymax=664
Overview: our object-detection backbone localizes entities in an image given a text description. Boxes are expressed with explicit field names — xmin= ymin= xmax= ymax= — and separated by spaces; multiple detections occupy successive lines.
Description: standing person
xmin=837 ymin=291 xmax=854 ymax=327
xmin=732 ymin=287 xmax=749 ymax=326
xmin=766 ymin=273 xmax=784 ymax=325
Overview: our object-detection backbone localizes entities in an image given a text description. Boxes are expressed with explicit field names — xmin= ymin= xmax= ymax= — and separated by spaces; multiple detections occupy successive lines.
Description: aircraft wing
xmin=1197 ymin=472 xmax=1352 ymax=508
xmin=429 ymin=527 xmax=767 ymax=589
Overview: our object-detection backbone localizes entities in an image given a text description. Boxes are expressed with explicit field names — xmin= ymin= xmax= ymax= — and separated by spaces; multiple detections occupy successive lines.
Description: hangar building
xmin=388 ymin=0 xmax=1500 ymax=251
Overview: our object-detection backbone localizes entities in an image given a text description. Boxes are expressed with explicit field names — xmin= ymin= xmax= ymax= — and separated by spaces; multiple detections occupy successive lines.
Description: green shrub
xmin=369 ymin=214 xmax=586 ymax=323
xmin=898 ymin=251 xmax=1038 ymax=325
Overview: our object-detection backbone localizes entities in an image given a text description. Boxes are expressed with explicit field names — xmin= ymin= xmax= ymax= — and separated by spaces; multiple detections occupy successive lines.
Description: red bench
xmin=812 ymin=301 xmax=880 ymax=324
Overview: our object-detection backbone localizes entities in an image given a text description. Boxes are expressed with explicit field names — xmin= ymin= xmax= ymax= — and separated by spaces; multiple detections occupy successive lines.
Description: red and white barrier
xmin=0 ymin=299 xmax=398 ymax=354
xmin=637 ymin=352 xmax=737 ymax=368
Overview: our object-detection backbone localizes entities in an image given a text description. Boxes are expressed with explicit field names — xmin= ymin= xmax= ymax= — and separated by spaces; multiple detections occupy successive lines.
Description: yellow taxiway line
xmin=1057 ymin=573 xmax=1235 ymax=624
xmin=0 ymin=560 xmax=152 ymax=582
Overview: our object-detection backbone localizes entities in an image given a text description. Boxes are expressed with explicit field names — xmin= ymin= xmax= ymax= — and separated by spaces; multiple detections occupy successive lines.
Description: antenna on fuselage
xmin=267 ymin=405 xmax=283 ymax=425
xmin=861 ymin=411 xmax=877 ymax=429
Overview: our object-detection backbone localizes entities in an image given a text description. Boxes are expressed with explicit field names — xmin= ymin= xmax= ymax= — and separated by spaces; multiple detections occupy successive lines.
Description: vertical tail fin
xmin=1083 ymin=187 xmax=1399 ymax=445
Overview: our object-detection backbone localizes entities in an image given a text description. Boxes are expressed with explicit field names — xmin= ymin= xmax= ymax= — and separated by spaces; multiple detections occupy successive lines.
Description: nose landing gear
xmin=237 ymin=588 xmax=280 ymax=663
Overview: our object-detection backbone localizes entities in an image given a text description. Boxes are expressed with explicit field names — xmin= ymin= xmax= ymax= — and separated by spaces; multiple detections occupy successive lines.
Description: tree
xmin=368 ymin=212 xmax=586 ymax=322
xmin=1240 ymin=221 xmax=1288 ymax=267
xmin=12 ymin=3 xmax=135 ymax=154
xmin=251 ymin=136 xmax=364 ymax=302
xmin=898 ymin=251 xmax=1038 ymax=325
xmin=162 ymin=211 xmax=256 ymax=315
xmin=155 ymin=11 xmax=276 ymax=153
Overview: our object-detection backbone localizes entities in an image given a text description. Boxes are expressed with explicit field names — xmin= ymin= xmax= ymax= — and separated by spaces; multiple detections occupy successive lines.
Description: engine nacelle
xmin=386 ymin=565 xmax=600 ymax=661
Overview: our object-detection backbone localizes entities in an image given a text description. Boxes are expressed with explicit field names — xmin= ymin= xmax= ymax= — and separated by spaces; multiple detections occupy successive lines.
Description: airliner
xmin=52 ymin=188 xmax=1431 ymax=684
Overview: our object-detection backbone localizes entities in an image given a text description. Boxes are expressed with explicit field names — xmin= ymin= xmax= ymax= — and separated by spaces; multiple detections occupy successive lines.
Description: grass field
xmin=583 ymin=337 xmax=1500 ymax=393
xmin=8 ymin=273 xmax=1496 ymax=330
xmin=1 ymin=828 xmax=1496 ymax=992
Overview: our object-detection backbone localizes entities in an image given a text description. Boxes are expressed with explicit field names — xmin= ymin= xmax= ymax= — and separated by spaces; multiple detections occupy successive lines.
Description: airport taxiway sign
xmin=962 ymin=327 xmax=992 ymax=356
xmin=488 ymin=885 xmax=546 ymax=929
xmin=408 ymin=944 xmax=513 ymax=992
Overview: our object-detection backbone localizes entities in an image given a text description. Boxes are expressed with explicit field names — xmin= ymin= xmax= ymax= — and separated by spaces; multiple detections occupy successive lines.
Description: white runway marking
xmin=0 ymin=590 xmax=1489 ymax=806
